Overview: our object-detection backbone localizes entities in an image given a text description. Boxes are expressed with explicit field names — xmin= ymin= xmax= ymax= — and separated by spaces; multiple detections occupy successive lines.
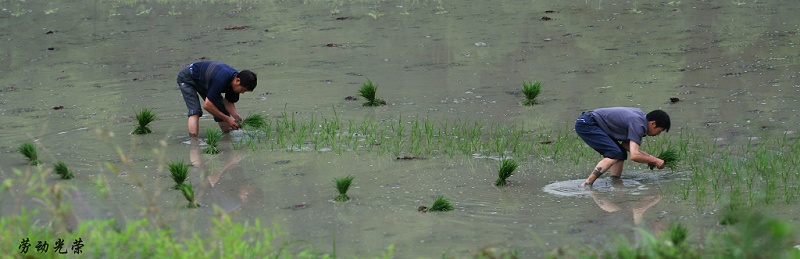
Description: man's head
xmin=646 ymin=109 xmax=671 ymax=136
xmin=231 ymin=70 xmax=258 ymax=93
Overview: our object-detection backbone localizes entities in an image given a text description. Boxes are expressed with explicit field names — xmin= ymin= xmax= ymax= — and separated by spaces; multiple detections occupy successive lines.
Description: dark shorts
xmin=574 ymin=112 xmax=627 ymax=160
xmin=177 ymin=65 xmax=229 ymax=122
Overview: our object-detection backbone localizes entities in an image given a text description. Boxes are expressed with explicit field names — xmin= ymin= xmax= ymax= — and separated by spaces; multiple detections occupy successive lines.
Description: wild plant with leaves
xmin=132 ymin=108 xmax=156 ymax=134
xmin=495 ymin=159 xmax=518 ymax=187
xmin=358 ymin=78 xmax=386 ymax=106
xmin=521 ymin=81 xmax=542 ymax=106
xmin=332 ymin=175 xmax=355 ymax=202
xmin=18 ymin=142 xmax=42 ymax=166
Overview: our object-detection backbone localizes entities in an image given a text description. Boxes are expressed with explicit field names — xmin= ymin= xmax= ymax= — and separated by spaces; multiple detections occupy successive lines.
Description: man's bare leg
xmin=188 ymin=115 xmax=200 ymax=141
xmin=608 ymin=160 xmax=625 ymax=178
xmin=581 ymin=157 xmax=619 ymax=187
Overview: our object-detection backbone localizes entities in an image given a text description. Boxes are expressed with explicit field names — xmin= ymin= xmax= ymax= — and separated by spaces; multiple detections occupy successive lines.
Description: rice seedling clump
xmin=132 ymin=108 xmax=156 ymax=134
xmin=655 ymin=146 xmax=679 ymax=171
xmin=53 ymin=161 xmax=74 ymax=179
xmin=426 ymin=195 xmax=454 ymax=212
xmin=240 ymin=114 xmax=267 ymax=129
xmin=18 ymin=142 xmax=42 ymax=166
xmin=333 ymin=175 xmax=355 ymax=202
xmin=495 ymin=159 xmax=518 ymax=187
xmin=521 ymin=81 xmax=542 ymax=106
xmin=358 ymin=78 xmax=386 ymax=106
xmin=178 ymin=183 xmax=200 ymax=208
xmin=168 ymin=160 xmax=190 ymax=189
xmin=203 ymin=128 xmax=223 ymax=154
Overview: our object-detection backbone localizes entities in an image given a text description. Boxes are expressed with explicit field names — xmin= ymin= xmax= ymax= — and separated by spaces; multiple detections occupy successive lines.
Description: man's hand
xmin=232 ymin=113 xmax=243 ymax=123
xmin=226 ymin=117 xmax=239 ymax=130
xmin=655 ymin=159 xmax=665 ymax=169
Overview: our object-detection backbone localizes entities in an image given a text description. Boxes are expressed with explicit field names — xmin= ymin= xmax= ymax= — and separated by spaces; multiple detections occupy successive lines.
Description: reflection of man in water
xmin=588 ymin=178 xmax=666 ymax=238
xmin=189 ymin=135 xmax=260 ymax=213
xmin=575 ymin=107 xmax=671 ymax=187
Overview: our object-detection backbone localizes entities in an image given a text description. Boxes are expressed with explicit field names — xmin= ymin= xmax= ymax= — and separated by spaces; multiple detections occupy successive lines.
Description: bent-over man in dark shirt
xmin=574 ymin=107 xmax=671 ymax=187
xmin=177 ymin=61 xmax=257 ymax=141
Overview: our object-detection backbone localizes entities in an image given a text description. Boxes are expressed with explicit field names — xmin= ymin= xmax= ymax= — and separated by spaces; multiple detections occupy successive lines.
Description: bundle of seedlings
xmin=53 ymin=161 xmax=74 ymax=179
xmin=18 ymin=142 xmax=42 ymax=166
xmin=358 ymin=78 xmax=386 ymax=106
xmin=239 ymin=113 xmax=267 ymax=129
xmin=203 ymin=128 xmax=223 ymax=154
xmin=132 ymin=108 xmax=156 ymax=134
xmin=419 ymin=195 xmax=454 ymax=212
xmin=332 ymin=175 xmax=355 ymax=202
xmin=168 ymin=160 xmax=190 ymax=189
xmin=521 ymin=81 xmax=542 ymax=106
xmin=177 ymin=182 xmax=200 ymax=208
xmin=495 ymin=159 xmax=518 ymax=187
xmin=650 ymin=146 xmax=680 ymax=171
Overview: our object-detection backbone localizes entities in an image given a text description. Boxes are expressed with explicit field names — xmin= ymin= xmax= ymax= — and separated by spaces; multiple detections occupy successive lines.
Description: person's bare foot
xmin=580 ymin=181 xmax=593 ymax=188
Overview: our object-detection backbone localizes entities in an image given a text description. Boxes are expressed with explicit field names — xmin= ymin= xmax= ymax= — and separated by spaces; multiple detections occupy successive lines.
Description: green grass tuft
xmin=53 ymin=161 xmax=74 ymax=179
xmin=521 ymin=81 xmax=541 ymax=106
xmin=358 ymin=78 xmax=386 ymax=106
xmin=333 ymin=175 xmax=355 ymax=202
xmin=132 ymin=108 xmax=156 ymax=134
xmin=177 ymin=183 xmax=199 ymax=208
xmin=168 ymin=160 xmax=190 ymax=189
xmin=18 ymin=142 xmax=42 ymax=166
xmin=428 ymin=195 xmax=454 ymax=212
xmin=495 ymin=159 xmax=518 ymax=187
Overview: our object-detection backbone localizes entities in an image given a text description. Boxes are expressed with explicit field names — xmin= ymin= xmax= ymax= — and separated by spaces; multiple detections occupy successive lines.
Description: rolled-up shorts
xmin=177 ymin=64 xmax=229 ymax=122
xmin=574 ymin=112 xmax=627 ymax=160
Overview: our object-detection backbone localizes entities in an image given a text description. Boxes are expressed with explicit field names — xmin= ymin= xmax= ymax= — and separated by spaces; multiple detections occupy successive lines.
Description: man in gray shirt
xmin=574 ymin=107 xmax=671 ymax=187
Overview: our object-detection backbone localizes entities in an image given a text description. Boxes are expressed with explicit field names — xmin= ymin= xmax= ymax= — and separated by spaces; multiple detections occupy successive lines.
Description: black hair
xmin=237 ymin=70 xmax=257 ymax=90
xmin=646 ymin=109 xmax=671 ymax=132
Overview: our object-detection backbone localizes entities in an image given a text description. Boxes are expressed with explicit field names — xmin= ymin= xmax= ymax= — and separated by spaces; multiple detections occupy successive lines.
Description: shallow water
xmin=2 ymin=0 xmax=800 ymax=257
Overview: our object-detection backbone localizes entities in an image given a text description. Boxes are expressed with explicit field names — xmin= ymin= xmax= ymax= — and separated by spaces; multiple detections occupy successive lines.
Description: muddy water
xmin=2 ymin=0 xmax=800 ymax=257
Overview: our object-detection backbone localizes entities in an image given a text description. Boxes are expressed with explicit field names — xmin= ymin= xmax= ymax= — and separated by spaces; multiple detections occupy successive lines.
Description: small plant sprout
xmin=495 ymin=159 xmax=518 ymax=187
xmin=521 ymin=81 xmax=542 ymax=106
xmin=240 ymin=113 xmax=267 ymax=129
xmin=168 ymin=160 xmax=190 ymax=189
xmin=358 ymin=78 xmax=386 ymax=106
xmin=18 ymin=142 xmax=42 ymax=166
xmin=203 ymin=128 xmax=223 ymax=154
xmin=651 ymin=146 xmax=680 ymax=171
xmin=427 ymin=195 xmax=454 ymax=212
xmin=53 ymin=161 xmax=74 ymax=179
xmin=178 ymin=183 xmax=200 ymax=208
xmin=333 ymin=175 xmax=355 ymax=202
xmin=132 ymin=108 xmax=156 ymax=134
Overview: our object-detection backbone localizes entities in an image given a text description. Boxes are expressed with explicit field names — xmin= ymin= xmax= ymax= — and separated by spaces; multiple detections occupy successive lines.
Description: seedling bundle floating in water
xmin=358 ymin=78 xmax=386 ymax=106
xmin=132 ymin=108 xmax=156 ymax=134
xmin=332 ymin=175 xmax=355 ymax=202
xmin=521 ymin=81 xmax=542 ymax=106
xmin=420 ymin=195 xmax=454 ymax=212
xmin=203 ymin=128 xmax=223 ymax=154
xmin=495 ymin=159 xmax=518 ymax=187
xmin=168 ymin=160 xmax=190 ymax=189
xmin=53 ymin=161 xmax=74 ymax=179
xmin=18 ymin=142 xmax=42 ymax=166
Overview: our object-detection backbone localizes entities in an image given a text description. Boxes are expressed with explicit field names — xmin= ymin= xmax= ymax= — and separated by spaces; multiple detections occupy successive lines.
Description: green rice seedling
xmin=652 ymin=146 xmax=680 ymax=170
xmin=203 ymin=128 xmax=223 ymax=154
xmin=132 ymin=108 xmax=156 ymax=134
xmin=495 ymin=159 xmax=518 ymax=187
xmin=53 ymin=161 xmax=74 ymax=179
xmin=240 ymin=113 xmax=267 ymax=129
xmin=333 ymin=175 xmax=355 ymax=202
xmin=427 ymin=195 xmax=454 ymax=212
xmin=18 ymin=142 xmax=42 ymax=166
xmin=178 ymin=182 xmax=200 ymax=208
xmin=521 ymin=81 xmax=541 ymax=106
xmin=667 ymin=223 xmax=688 ymax=246
xmin=168 ymin=160 xmax=190 ymax=189
xmin=358 ymin=78 xmax=386 ymax=106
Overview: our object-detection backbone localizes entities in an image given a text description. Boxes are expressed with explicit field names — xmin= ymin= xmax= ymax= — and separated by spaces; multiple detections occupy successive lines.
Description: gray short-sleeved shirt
xmin=589 ymin=107 xmax=648 ymax=145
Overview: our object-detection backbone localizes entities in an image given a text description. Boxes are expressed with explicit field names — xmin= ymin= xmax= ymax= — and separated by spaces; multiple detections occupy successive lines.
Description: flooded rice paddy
xmin=2 ymin=0 xmax=800 ymax=257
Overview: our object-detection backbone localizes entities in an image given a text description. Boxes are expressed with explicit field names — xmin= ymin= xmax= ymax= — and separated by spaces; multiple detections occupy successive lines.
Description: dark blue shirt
xmin=189 ymin=61 xmax=240 ymax=110
xmin=590 ymin=107 xmax=648 ymax=145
